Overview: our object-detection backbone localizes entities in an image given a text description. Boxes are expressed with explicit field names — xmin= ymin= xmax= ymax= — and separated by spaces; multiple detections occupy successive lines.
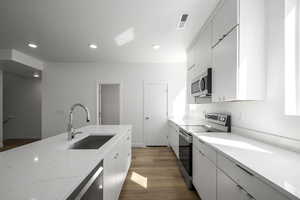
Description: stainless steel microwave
xmin=191 ymin=68 xmax=212 ymax=97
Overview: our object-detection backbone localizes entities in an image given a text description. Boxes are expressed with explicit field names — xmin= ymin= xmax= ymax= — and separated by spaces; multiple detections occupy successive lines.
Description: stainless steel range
xmin=178 ymin=113 xmax=231 ymax=189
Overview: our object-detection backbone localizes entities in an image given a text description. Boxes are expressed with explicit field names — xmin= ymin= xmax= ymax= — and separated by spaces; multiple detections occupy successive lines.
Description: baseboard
xmin=0 ymin=141 xmax=3 ymax=148
xmin=232 ymin=126 xmax=300 ymax=153
xmin=132 ymin=143 xmax=146 ymax=148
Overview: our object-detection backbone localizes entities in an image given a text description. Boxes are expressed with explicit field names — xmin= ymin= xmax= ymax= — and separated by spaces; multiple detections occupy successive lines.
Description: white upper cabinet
xmin=212 ymin=27 xmax=238 ymax=102
xmin=186 ymin=23 xmax=212 ymax=104
xmin=212 ymin=0 xmax=239 ymax=47
xmin=212 ymin=0 xmax=265 ymax=102
xmin=187 ymin=0 xmax=265 ymax=103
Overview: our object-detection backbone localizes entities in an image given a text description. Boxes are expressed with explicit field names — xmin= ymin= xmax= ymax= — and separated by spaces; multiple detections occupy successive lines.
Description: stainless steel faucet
xmin=67 ymin=103 xmax=90 ymax=140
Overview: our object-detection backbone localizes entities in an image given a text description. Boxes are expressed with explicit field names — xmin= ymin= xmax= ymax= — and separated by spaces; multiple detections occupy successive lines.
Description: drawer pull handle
xmin=247 ymin=193 xmax=255 ymax=199
xmin=198 ymin=150 xmax=205 ymax=156
xmin=236 ymin=164 xmax=254 ymax=176
xmin=114 ymin=153 xmax=119 ymax=159
xmin=198 ymin=139 xmax=204 ymax=144
xmin=236 ymin=184 xmax=243 ymax=190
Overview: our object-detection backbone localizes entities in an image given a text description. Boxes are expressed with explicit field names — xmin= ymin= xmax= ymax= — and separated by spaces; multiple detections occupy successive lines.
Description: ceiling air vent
xmin=177 ymin=14 xmax=189 ymax=29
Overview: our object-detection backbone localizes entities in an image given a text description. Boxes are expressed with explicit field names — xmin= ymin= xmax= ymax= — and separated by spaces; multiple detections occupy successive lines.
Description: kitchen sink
xmin=69 ymin=135 xmax=114 ymax=150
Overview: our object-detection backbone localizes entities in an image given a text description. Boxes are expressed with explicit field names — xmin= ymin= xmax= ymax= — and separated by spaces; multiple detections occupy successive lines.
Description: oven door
xmin=179 ymin=130 xmax=193 ymax=176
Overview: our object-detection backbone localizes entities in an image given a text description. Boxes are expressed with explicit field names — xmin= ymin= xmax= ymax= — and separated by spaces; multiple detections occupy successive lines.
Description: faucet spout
xmin=67 ymin=103 xmax=90 ymax=140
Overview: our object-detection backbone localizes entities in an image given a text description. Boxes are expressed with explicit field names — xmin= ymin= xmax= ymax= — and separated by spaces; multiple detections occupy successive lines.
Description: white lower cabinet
xmin=193 ymin=137 xmax=289 ymax=200
xmin=193 ymin=144 xmax=217 ymax=200
xmin=217 ymin=169 xmax=251 ymax=200
xmin=104 ymin=131 xmax=131 ymax=200
xmin=168 ymin=122 xmax=179 ymax=158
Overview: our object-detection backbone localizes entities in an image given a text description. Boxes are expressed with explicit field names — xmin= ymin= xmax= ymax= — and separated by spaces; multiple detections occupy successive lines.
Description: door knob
xmin=145 ymin=117 xmax=150 ymax=120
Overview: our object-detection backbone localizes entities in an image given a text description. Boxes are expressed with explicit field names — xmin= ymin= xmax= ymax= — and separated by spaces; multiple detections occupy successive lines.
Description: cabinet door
xmin=212 ymin=0 xmax=239 ymax=46
xmin=170 ymin=126 xmax=175 ymax=153
xmin=187 ymin=67 xmax=195 ymax=104
xmin=104 ymin=148 xmax=118 ymax=200
xmin=192 ymin=145 xmax=200 ymax=193
xmin=168 ymin=124 xmax=172 ymax=146
xmin=174 ymin=128 xmax=179 ymax=158
xmin=217 ymin=169 xmax=242 ymax=200
xmin=199 ymin=23 xmax=213 ymax=68
xmin=212 ymin=27 xmax=238 ymax=102
xmin=197 ymin=150 xmax=217 ymax=200
xmin=187 ymin=47 xmax=196 ymax=69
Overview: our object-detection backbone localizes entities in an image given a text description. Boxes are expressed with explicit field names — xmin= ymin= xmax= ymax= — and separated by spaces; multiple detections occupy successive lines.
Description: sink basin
xmin=70 ymin=135 xmax=114 ymax=150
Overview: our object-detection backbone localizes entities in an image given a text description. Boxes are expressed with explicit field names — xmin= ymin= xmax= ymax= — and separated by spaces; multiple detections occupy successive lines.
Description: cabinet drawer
xmin=217 ymin=154 xmax=290 ymax=200
xmin=193 ymin=136 xmax=217 ymax=165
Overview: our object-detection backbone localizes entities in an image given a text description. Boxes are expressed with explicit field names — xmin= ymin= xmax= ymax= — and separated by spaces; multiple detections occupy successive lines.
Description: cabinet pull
xmin=198 ymin=150 xmax=205 ymax=156
xmin=236 ymin=184 xmax=243 ymax=190
xmin=236 ymin=164 xmax=254 ymax=176
xmin=247 ymin=193 xmax=255 ymax=199
xmin=198 ymin=138 xmax=204 ymax=144
xmin=114 ymin=153 xmax=119 ymax=159
xmin=127 ymin=136 xmax=130 ymax=140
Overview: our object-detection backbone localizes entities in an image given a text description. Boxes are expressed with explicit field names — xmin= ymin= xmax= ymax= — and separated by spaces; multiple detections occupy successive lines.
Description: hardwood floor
xmin=119 ymin=147 xmax=200 ymax=200
xmin=0 ymin=139 xmax=40 ymax=152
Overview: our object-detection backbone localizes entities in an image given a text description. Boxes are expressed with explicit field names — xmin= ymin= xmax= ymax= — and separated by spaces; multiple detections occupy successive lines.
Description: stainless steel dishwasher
xmin=67 ymin=161 xmax=103 ymax=200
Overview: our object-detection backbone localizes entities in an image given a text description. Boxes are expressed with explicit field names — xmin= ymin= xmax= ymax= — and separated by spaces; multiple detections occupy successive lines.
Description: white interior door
xmin=143 ymin=82 xmax=168 ymax=146
xmin=99 ymin=83 xmax=120 ymax=125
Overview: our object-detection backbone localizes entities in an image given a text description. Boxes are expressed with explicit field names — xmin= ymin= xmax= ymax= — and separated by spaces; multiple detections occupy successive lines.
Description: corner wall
xmin=0 ymin=70 xmax=2 ymax=147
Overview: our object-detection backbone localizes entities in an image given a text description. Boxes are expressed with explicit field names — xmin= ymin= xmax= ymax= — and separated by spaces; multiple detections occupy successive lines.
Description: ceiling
xmin=0 ymin=0 xmax=218 ymax=63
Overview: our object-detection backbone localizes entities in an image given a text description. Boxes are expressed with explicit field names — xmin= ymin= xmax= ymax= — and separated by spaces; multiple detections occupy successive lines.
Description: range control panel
xmin=205 ymin=113 xmax=231 ymax=127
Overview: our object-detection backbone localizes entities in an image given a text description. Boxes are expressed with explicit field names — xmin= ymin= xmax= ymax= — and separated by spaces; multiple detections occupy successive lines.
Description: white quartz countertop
xmin=0 ymin=125 xmax=131 ymax=200
xmin=193 ymin=132 xmax=300 ymax=200
xmin=170 ymin=119 xmax=300 ymax=200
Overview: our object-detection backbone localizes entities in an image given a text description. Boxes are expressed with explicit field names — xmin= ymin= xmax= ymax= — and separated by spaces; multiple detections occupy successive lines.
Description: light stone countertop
xmin=169 ymin=119 xmax=300 ymax=200
xmin=0 ymin=125 xmax=131 ymax=200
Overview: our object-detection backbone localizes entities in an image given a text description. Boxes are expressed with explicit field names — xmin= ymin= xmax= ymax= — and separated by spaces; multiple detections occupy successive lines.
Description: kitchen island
xmin=0 ymin=125 xmax=132 ymax=200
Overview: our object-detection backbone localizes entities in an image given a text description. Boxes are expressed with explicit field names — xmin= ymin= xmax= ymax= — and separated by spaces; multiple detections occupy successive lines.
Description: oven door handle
xmin=179 ymin=132 xmax=192 ymax=143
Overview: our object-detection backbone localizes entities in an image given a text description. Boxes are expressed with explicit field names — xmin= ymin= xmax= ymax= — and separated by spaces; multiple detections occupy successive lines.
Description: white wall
xmin=188 ymin=0 xmax=300 ymax=141
xmin=42 ymin=62 xmax=186 ymax=146
xmin=3 ymin=72 xmax=41 ymax=139
xmin=0 ymin=70 xmax=3 ymax=147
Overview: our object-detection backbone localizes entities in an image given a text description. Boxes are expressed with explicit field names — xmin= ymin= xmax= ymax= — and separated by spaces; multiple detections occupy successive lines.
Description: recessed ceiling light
xmin=28 ymin=43 xmax=38 ymax=48
xmin=152 ymin=45 xmax=160 ymax=50
xmin=89 ymin=44 xmax=98 ymax=49
xmin=33 ymin=72 xmax=40 ymax=78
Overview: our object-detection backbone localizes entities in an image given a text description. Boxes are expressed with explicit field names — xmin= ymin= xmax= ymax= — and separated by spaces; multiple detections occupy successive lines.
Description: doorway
xmin=97 ymin=83 xmax=121 ymax=125
xmin=1 ymin=71 xmax=41 ymax=151
xmin=143 ymin=82 xmax=168 ymax=146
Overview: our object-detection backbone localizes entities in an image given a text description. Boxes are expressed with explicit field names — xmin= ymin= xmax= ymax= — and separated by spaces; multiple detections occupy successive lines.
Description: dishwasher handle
xmin=74 ymin=166 xmax=103 ymax=200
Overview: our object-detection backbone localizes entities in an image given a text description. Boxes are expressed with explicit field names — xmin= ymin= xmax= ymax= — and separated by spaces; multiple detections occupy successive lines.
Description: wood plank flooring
xmin=0 ymin=139 xmax=40 ymax=152
xmin=119 ymin=147 xmax=200 ymax=200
